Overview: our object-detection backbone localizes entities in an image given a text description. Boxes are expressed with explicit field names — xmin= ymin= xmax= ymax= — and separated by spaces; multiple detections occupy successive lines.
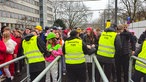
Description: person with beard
xmin=115 ymin=24 xmax=136 ymax=82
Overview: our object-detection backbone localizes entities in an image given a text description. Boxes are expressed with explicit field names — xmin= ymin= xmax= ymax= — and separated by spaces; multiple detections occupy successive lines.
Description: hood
xmin=143 ymin=30 xmax=146 ymax=34
xmin=104 ymin=27 xmax=116 ymax=32
xmin=24 ymin=34 xmax=34 ymax=41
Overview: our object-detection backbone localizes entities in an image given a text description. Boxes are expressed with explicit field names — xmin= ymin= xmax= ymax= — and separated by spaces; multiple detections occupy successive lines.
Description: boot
xmin=6 ymin=78 xmax=11 ymax=82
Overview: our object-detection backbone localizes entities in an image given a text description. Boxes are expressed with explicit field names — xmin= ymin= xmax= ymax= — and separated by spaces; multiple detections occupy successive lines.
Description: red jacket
xmin=0 ymin=40 xmax=6 ymax=62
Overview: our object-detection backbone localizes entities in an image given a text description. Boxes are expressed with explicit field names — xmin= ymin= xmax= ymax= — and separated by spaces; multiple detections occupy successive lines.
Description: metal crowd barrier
xmin=0 ymin=56 xmax=30 ymax=82
xmin=32 ymin=56 xmax=61 ymax=82
xmin=129 ymin=56 xmax=146 ymax=82
xmin=33 ymin=54 xmax=108 ymax=82
xmin=92 ymin=55 xmax=109 ymax=82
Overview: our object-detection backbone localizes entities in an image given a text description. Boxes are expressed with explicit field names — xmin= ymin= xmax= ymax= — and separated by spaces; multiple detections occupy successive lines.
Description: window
xmin=10 ymin=12 xmax=15 ymax=18
xmin=35 ymin=1 xmax=39 ymax=6
xmin=18 ymin=14 xmax=22 ymax=19
xmin=0 ymin=11 xmax=2 ymax=17
xmin=14 ymin=13 xmax=18 ymax=19
xmin=2 ymin=11 xmax=6 ymax=17
xmin=0 ymin=0 xmax=5 ymax=3
xmin=6 ymin=12 xmax=10 ymax=18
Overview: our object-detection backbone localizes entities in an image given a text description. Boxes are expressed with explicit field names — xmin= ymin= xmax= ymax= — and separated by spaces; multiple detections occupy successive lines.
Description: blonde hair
xmin=122 ymin=24 xmax=129 ymax=29
xmin=116 ymin=24 xmax=125 ymax=33
xmin=117 ymin=25 xmax=124 ymax=30
xmin=96 ymin=27 xmax=101 ymax=32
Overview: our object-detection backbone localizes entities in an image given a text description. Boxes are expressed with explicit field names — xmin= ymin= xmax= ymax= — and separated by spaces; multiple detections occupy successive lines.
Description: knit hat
xmin=76 ymin=28 xmax=81 ymax=33
xmin=46 ymin=32 xmax=56 ymax=40
xmin=86 ymin=27 xmax=92 ymax=31
xmin=35 ymin=25 xmax=42 ymax=31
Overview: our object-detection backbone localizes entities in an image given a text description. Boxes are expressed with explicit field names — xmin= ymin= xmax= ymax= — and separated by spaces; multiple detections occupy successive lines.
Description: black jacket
xmin=120 ymin=29 xmax=136 ymax=55
xmin=138 ymin=31 xmax=146 ymax=44
xmin=20 ymin=34 xmax=50 ymax=72
xmin=96 ymin=27 xmax=122 ymax=63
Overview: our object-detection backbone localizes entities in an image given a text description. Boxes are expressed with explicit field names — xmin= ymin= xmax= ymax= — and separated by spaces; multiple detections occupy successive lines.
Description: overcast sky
xmin=84 ymin=0 xmax=108 ymax=21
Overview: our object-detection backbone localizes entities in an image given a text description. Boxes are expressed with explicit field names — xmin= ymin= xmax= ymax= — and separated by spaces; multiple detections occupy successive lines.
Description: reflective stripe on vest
xmin=97 ymin=32 xmax=117 ymax=58
xmin=65 ymin=39 xmax=85 ymax=64
xmin=135 ymin=41 xmax=146 ymax=74
xmin=22 ymin=36 xmax=45 ymax=64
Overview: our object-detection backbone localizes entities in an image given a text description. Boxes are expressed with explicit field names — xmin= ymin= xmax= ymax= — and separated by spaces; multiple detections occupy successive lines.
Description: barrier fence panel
xmin=129 ymin=56 xmax=146 ymax=82
xmin=58 ymin=57 xmax=62 ymax=82
xmin=92 ymin=56 xmax=95 ymax=82
xmin=0 ymin=56 xmax=30 ymax=82
xmin=32 ymin=56 xmax=61 ymax=82
xmin=92 ymin=55 xmax=109 ymax=82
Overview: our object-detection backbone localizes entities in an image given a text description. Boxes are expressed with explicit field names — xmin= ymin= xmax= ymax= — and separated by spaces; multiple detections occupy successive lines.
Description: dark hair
xmin=31 ymin=30 xmax=38 ymax=35
xmin=1 ymin=26 xmax=7 ymax=33
xmin=70 ymin=30 xmax=78 ymax=37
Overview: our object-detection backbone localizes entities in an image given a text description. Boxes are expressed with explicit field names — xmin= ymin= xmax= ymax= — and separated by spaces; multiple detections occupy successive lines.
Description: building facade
xmin=0 ymin=0 xmax=53 ymax=29
xmin=40 ymin=0 xmax=54 ymax=28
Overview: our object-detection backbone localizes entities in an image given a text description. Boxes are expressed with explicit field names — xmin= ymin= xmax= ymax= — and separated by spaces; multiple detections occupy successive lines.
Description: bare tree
xmin=52 ymin=0 xmax=92 ymax=28
xmin=137 ymin=1 xmax=146 ymax=20
xmin=119 ymin=0 xmax=140 ymax=22
xmin=17 ymin=16 xmax=36 ymax=28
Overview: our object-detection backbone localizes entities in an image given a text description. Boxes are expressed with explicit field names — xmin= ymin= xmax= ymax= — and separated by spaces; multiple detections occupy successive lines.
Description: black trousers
xmin=132 ymin=70 xmax=146 ymax=82
xmin=66 ymin=63 xmax=86 ymax=82
xmin=30 ymin=71 xmax=46 ymax=82
xmin=115 ymin=55 xmax=129 ymax=82
xmin=95 ymin=62 xmax=113 ymax=82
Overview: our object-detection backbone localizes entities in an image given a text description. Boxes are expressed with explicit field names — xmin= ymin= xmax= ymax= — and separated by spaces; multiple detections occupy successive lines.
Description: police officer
xmin=62 ymin=30 xmax=88 ymax=82
xmin=21 ymin=33 xmax=50 ymax=82
xmin=132 ymin=39 xmax=146 ymax=82
xmin=95 ymin=24 xmax=122 ymax=82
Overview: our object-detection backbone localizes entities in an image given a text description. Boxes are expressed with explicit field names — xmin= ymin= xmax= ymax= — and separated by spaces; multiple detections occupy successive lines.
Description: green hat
xmin=46 ymin=32 xmax=56 ymax=40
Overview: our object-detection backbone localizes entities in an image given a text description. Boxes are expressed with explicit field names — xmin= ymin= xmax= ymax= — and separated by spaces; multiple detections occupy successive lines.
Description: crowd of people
xmin=0 ymin=23 xmax=146 ymax=82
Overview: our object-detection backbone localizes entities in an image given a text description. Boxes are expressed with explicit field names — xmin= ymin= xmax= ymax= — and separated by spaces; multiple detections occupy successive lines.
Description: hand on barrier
xmin=131 ymin=51 xmax=135 ymax=55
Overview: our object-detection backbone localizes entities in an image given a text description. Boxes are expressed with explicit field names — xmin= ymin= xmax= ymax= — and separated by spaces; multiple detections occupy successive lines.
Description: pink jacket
xmin=45 ymin=48 xmax=63 ymax=62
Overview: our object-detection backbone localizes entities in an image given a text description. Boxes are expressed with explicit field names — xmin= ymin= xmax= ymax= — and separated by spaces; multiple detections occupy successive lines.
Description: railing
xmin=33 ymin=54 xmax=108 ymax=82
xmin=129 ymin=56 xmax=146 ymax=82
xmin=92 ymin=55 xmax=109 ymax=82
xmin=0 ymin=56 xmax=30 ymax=82
xmin=32 ymin=56 xmax=62 ymax=82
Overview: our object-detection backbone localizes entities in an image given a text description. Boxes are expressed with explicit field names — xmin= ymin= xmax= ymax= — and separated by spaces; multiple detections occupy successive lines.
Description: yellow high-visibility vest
xmin=65 ymin=38 xmax=85 ymax=64
xmin=135 ymin=40 xmax=146 ymax=74
xmin=97 ymin=32 xmax=117 ymax=58
xmin=22 ymin=36 xmax=45 ymax=64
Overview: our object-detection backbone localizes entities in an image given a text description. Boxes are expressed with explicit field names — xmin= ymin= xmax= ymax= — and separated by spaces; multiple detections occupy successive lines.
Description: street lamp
xmin=115 ymin=0 xmax=118 ymax=25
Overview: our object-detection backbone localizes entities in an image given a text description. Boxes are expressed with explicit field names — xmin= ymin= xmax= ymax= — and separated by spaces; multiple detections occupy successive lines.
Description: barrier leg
xmin=58 ymin=59 xmax=62 ymax=82
xmin=129 ymin=57 xmax=133 ymax=82
xmin=92 ymin=57 xmax=95 ymax=82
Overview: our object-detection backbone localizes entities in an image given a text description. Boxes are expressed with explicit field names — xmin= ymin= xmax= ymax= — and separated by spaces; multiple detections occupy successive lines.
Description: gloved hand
xmin=87 ymin=45 xmax=91 ymax=49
